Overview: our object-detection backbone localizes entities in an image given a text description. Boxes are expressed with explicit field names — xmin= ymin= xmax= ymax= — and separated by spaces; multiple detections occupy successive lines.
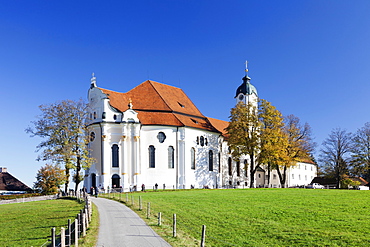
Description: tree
xmin=257 ymin=99 xmax=287 ymax=187
xmin=34 ymin=164 xmax=65 ymax=194
xmin=26 ymin=99 xmax=94 ymax=193
xmin=319 ymin=128 xmax=353 ymax=189
xmin=226 ymin=101 xmax=261 ymax=188
xmin=351 ymin=122 xmax=370 ymax=181
xmin=277 ymin=115 xmax=315 ymax=187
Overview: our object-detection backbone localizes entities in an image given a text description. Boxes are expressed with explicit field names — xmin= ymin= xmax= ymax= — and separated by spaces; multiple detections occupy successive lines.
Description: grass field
xmin=104 ymin=189 xmax=370 ymax=247
xmin=0 ymin=198 xmax=85 ymax=247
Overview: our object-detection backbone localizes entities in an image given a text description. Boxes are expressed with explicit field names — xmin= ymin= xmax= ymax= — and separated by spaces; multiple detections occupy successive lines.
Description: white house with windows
xmin=83 ymin=71 xmax=317 ymax=192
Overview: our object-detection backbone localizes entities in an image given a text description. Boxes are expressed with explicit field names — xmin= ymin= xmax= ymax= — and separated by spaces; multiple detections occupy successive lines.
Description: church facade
xmin=84 ymin=73 xmax=316 ymax=192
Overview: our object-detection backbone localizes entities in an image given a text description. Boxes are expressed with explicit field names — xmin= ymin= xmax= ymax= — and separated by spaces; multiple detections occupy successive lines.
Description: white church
xmin=84 ymin=71 xmax=317 ymax=192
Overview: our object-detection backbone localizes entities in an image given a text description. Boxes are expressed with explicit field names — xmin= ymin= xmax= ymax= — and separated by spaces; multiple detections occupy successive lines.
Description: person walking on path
xmin=91 ymin=197 xmax=171 ymax=247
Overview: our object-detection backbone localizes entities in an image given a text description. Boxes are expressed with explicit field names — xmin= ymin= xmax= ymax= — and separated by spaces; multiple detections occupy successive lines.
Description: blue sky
xmin=1 ymin=0 xmax=370 ymax=187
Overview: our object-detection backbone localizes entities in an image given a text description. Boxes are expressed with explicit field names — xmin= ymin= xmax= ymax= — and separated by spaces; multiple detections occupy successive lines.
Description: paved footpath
xmin=91 ymin=197 xmax=172 ymax=247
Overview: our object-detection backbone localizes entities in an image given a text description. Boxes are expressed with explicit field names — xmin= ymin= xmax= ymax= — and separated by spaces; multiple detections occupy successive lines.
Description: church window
xmin=292 ymin=174 xmax=295 ymax=179
xmin=218 ymin=152 xmax=221 ymax=173
xmin=90 ymin=132 xmax=96 ymax=142
xmin=157 ymin=132 xmax=166 ymax=143
xmin=196 ymin=136 xmax=199 ymax=145
xmin=200 ymin=136 xmax=204 ymax=146
xmin=209 ymin=150 xmax=213 ymax=171
xmin=228 ymin=157 xmax=232 ymax=176
xmin=113 ymin=114 xmax=117 ymax=120
xmin=305 ymin=175 xmax=307 ymax=181
xmin=168 ymin=146 xmax=174 ymax=169
xmin=149 ymin=145 xmax=155 ymax=168
xmin=244 ymin=160 xmax=248 ymax=177
xmin=205 ymin=138 xmax=208 ymax=146
xmin=273 ymin=174 xmax=277 ymax=179
xmin=236 ymin=161 xmax=240 ymax=177
xmin=112 ymin=144 xmax=119 ymax=167
xmin=93 ymin=112 xmax=97 ymax=119
xmin=191 ymin=148 xmax=196 ymax=170
xmin=102 ymin=112 xmax=106 ymax=119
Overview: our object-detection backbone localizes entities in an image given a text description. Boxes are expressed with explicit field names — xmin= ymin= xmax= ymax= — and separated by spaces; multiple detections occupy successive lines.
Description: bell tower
xmin=235 ymin=61 xmax=258 ymax=107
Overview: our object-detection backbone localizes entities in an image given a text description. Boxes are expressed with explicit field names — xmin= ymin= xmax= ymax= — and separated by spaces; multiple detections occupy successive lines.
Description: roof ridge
xmin=147 ymin=80 xmax=178 ymax=113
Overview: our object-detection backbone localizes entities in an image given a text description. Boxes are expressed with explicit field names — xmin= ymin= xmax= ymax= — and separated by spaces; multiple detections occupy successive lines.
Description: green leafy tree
xmin=34 ymin=164 xmax=65 ymax=194
xmin=26 ymin=99 xmax=94 ymax=193
xmin=351 ymin=122 xmax=370 ymax=181
xmin=226 ymin=101 xmax=261 ymax=188
xmin=319 ymin=128 xmax=353 ymax=189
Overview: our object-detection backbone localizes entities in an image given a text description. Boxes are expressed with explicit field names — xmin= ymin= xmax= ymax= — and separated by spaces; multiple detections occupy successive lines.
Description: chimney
xmin=0 ymin=167 xmax=7 ymax=173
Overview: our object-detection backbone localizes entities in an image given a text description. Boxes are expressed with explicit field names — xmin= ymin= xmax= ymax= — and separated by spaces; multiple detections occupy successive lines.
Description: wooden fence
xmin=40 ymin=192 xmax=92 ymax=247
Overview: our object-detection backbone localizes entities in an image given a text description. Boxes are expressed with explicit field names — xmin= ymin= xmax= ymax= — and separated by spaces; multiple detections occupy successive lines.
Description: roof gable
xmin=0 ymin=172 xmax=31 ymax=191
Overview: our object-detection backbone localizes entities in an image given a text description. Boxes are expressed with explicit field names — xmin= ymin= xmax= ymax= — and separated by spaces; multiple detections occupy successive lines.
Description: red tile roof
xmin=98 ymin=80 xmax=227 ymax=133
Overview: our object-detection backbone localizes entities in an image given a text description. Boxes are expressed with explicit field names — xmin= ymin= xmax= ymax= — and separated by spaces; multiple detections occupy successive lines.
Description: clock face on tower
xmin=238 ymin=94 xmax=244 ymax=101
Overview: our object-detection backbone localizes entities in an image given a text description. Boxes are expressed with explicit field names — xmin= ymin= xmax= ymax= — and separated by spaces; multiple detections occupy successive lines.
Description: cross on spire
xmin=245 ymin=60 xmax=249 ymax=76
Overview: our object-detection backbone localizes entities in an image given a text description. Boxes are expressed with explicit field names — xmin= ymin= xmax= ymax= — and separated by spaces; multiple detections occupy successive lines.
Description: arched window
xmin=236 ymin=161 xmax=240 ymax=177
xmin=168 ymin=146 xmax=174 ymax=169
xmin=149 ymin=145 xmax=155 ymax=168
xmin=218 ymin=152 xmax=221 ymax=173
xmin=112 ymin=144 xmax=119 ymax=167
xmin=191 ymin=147 xmax=196 ymax=170
xmin=200 ymin=136 xmax=204 ymax=146
xmin=244 ymin=160 xmax=248 ymax=177
xmin=112 ymin=174 xmax=120 ymax=188
xmin=209 ymin=150 xmax=213 ymax=171
xmin=228 ymin=157 xmax=232 ymax=176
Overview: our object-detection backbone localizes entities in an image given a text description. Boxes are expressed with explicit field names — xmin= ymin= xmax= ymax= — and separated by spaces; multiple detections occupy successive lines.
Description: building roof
xmin=235 ymin=76 xmax=258 ymax=98
xmin=0 ymin=169 xmax=31 ymax=192
xmin=99 ymin=80 xmax=229 ymax=134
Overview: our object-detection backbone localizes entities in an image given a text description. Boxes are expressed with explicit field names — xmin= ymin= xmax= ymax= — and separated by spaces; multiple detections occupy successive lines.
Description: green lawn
xmin=0 ymin=198 xmax=84 ymax=247
xmin=104 ymin=189 xmax=370 ymax=247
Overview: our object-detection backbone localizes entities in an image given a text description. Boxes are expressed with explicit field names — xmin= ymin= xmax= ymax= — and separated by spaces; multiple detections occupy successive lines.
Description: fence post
xmin=61 ymin=227 xmax=65 ymax=247
xmin=139 ymin=196 xmax=142 ymax=211
xmin=67 ymin=219 xmax=71 ymax=247
xmin=158 ymin=212 xmax=162 ymax=226
xmin=51 ymin=227 xmax=56 ymax=247
xmin=173 ymin=214 xmax=177 ymax=238
xmin=77 ymin=213 xmax=81 ymax=237
xmin=85 ymin=208 xmax=89 ymax=228
xmin=82 ymin=213 xmax=86 ymax=237
xmin=200 ymin=225 xmax=206 ymax=247
xmin=147 ymin=202 xmax=150 ymax=219
xmin=74 ymin=218 xmax=79 ymax=247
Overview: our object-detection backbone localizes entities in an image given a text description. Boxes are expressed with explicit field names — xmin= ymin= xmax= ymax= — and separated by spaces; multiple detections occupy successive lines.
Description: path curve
xmin=91 ymin=197 xmax=172 ymax=247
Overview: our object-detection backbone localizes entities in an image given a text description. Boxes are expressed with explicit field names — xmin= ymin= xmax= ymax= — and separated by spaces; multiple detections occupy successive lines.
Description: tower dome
xmin=235 ymin=76 xmax=258 ymax=98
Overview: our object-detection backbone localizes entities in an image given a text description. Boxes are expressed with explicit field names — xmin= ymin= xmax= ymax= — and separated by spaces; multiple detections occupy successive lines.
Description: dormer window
xmin=191 ymin=119 xmax=198 ymax=124
xmin=178 ymin=102 xmax=185 ymax=108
